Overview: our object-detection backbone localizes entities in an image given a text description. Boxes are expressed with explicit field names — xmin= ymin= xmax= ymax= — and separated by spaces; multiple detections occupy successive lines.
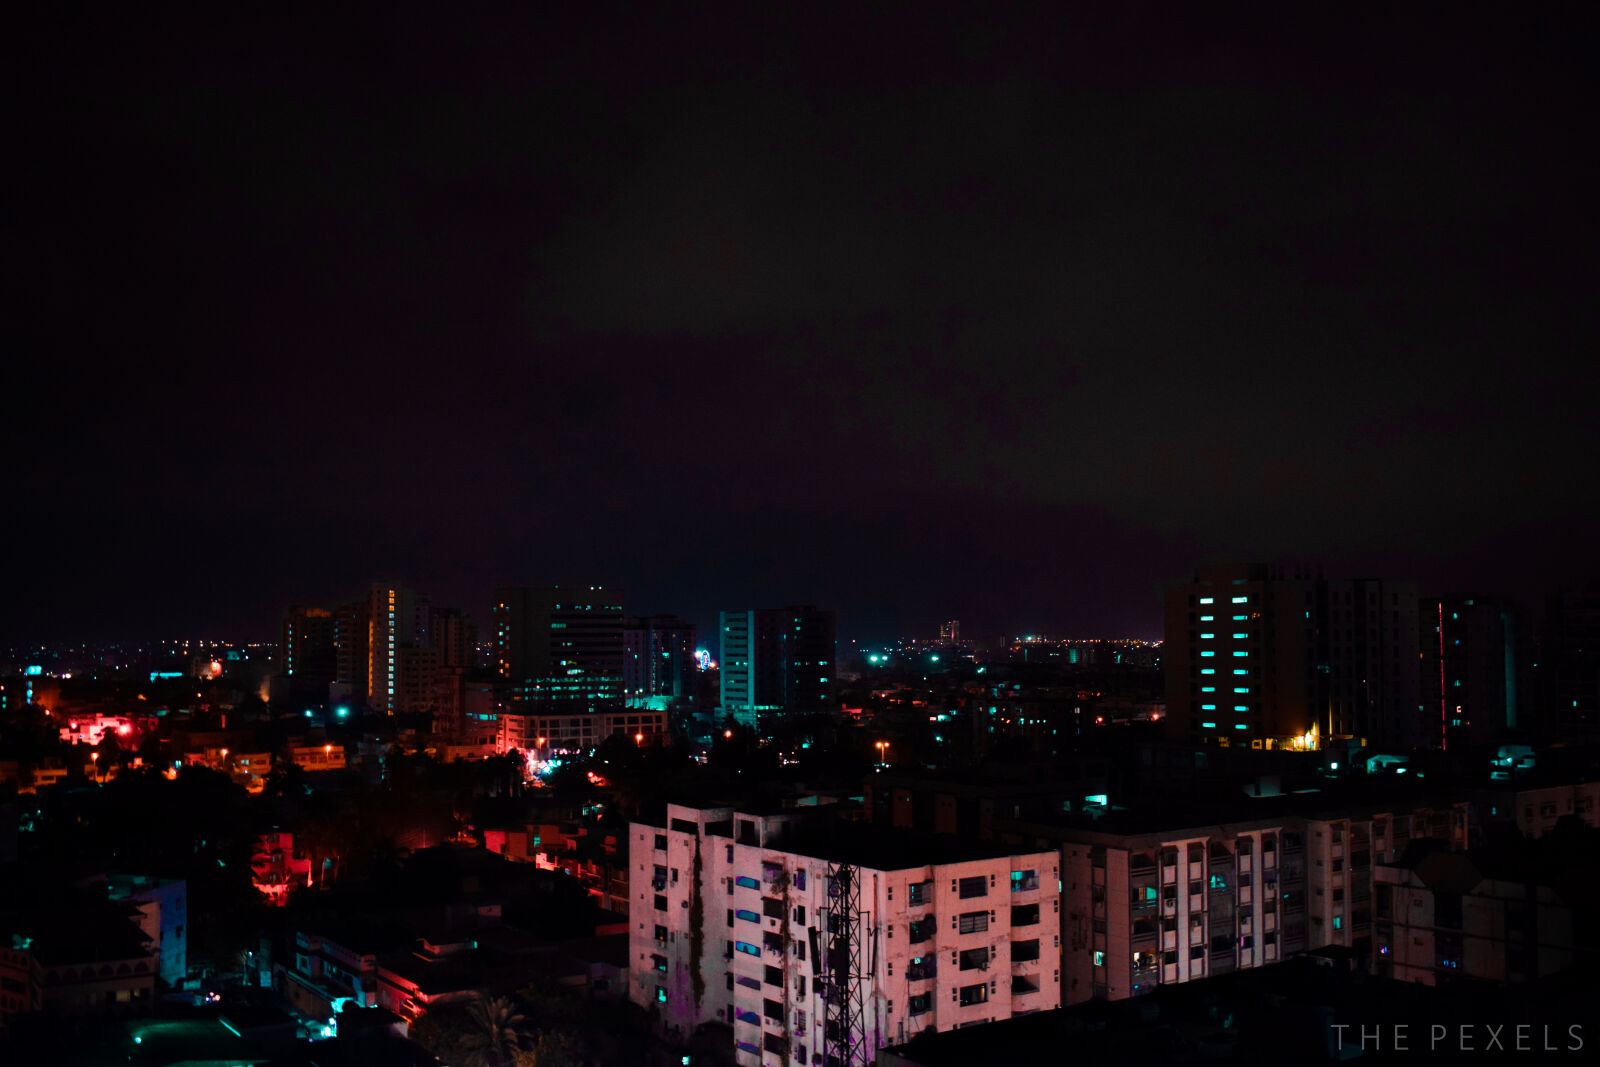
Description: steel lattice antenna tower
xmin=823 ymin=862 xmax=866 ymax=1067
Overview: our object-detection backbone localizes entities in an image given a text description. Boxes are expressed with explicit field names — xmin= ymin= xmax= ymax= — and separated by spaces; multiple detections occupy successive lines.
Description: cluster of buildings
xmin=274 ymin=583 xmax=839 ymax=759
xmin=1164 ymin=564 xmax=1600 ymax=753
xmin=622 ymin=761 xmax=1600 ymax=1066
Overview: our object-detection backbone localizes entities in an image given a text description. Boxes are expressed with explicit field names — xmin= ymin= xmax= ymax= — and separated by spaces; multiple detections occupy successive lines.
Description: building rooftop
xmin=766 ymin=817 xmax=1053 ymax=870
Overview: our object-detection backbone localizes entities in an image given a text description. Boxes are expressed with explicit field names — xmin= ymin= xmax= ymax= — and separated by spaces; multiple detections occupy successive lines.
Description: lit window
xmin=1201 ymin=704 xmax=1217 ymax=711
xmin=1232 ymin=633 xmax=1248 ymax=639
xmin=1231 ymin=596 xmax=1248 ymax=603
xmin=1200 ymin=651 xmax=1215 ymax=658
xmin=1199 ymin=598 xmax=1214 ymax=604
xmin=1201 ymin=722 xmax=1217 ymax=728
xmin=1200 ymin=668 xmax=1215 ymax=675
xmin=1199 ymin=633 xmax=1214 ymax=640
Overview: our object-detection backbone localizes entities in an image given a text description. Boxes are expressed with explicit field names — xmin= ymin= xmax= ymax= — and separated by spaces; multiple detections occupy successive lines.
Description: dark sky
xmin=7 ymin=6 xmax=1597 ymax=646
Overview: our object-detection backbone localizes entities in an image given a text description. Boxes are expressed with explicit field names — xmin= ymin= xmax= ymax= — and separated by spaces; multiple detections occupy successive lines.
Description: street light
xmin=875 ymin=740 xmax=889 ymax=765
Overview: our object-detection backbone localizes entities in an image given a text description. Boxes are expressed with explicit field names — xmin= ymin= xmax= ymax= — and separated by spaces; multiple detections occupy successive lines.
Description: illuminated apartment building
xmin=623 ymin=615 xmax=697 ymax=707
xmin=1014 ymin=797 xmax=1467 ymax=1004
xmin=279 ymin=605 xmax=335 ymax=683
xmin=718 ymin=606 xmax=835 ymax=722
xmin=1164 ymin=564 xmax=1420 ymax=751
xmin=630 ymin=804 xmax=1060 ymax=1066
xmin=493 ymin=586 xmax=624 ymax=708
xmin=1420 ymin=595 xmax=1523 ymax=750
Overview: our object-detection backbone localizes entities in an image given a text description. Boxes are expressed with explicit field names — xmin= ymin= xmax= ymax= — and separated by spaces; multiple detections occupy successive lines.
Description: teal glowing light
xmin=1232 ymin=596 xmax=1248 ymax=603
xmin=1201 ymin=668 xmax=1215 ymax=675
xmin=336 ymin=706 xmax=349 ymax=717
xmin=1201 ymin=722 xmax=1217 ymax=729
xmin=1199 ymin=597 xmax=1214 ymax=604
xmin=1200 ymin=651 xmax=1215 ymax=658
xmin=1234 ymin=724 xmax=1248 ymax=730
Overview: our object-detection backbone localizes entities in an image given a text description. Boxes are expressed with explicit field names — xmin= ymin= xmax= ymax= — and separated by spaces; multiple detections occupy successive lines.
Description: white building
xmin=629 ymin=803 xmax=1060 ymax=1065
xmin=105 ymin=874 xmax=186 ymax=987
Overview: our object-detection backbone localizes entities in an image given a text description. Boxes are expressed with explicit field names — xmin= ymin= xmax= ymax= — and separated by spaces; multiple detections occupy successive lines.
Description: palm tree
xmin=457 ymin=994 xmax=534 ymax=1067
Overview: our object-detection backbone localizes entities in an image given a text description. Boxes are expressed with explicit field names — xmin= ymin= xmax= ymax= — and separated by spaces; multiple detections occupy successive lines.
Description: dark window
xmin=654 ymin=833 xmax=667 ymax=850
xmin=1012 ymin=903 xmax=1040 ymax=926
xmin=958 ymin=947 xmax=990 ymax=970
xmin=1012 ymin=939 xmax=1041 ymax=962
xmin=958 ymin=876 xmax=987 ymax=899
xmin=958 ymin=911 xmax=989 ymax=934
xmin=959 ymin=983 xmax=988 ymax=1006
xmin=653 ymin=894 xmax=668 ymax=912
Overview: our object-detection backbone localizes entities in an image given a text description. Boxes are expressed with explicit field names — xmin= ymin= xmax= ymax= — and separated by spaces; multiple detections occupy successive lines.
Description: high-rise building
xmin=429 ymin=608 xmax=477 ymax=670
xmin=1543 ymin=585 xmax=1600 ymax=742
xmin=361 ymin=582 xmax=430 ymax=716
xmin=630 ymin=804 xmax=1061 ymax=1064
xmin=939 ymin=619 xmax=960 ymax=644
xmin=623 ymin=615 xmax=697 ymax=707
xmin=332 ymin=597 xmax=371 ymax=707
xmin=279 ymin=606 xmax=335 ymax=683
xmin=492 ymin=586 xmax=624 ymax=709
xmin=718 ymin=606 xmax=835 ymax=720
xmin=1420 ymin=595 xmax=1522 ymax=750
xmin=1164 ymin=564 xmax=1421 ymax=751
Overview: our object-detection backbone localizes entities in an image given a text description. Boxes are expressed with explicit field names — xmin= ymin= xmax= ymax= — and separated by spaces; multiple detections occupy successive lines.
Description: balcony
xmin=1012 ymin=974 xmax=1040 ymax=996
xmin=906 ymin=956 xmax=937 ymax=982
xmin=958 ymin=947 xmax=991 ymax=971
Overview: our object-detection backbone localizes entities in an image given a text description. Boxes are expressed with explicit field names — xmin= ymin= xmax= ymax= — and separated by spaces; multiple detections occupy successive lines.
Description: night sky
xmin=8 ymin=6 xmax=1597 ymax=646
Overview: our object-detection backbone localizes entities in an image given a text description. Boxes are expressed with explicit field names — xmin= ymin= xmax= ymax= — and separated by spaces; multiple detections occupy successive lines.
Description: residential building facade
xmin=629 ymin=804 xmax=1060 ymax=1066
